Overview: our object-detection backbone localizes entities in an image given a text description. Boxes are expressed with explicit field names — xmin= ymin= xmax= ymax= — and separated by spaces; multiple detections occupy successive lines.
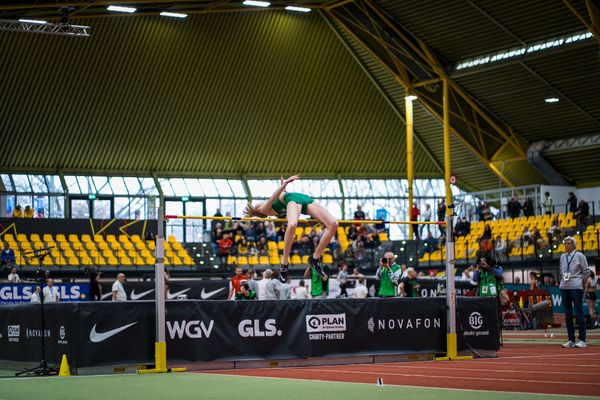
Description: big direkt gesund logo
xmin=464 ymin=311 xmax=489 ymax=337
xmin=305 ymin=313 xmax=346 ymax=341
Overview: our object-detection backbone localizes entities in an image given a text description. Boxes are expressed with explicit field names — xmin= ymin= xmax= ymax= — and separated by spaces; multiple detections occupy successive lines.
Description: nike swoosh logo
xmin=167 ymin=288 xmax=191 ymax=299
xmin=89 ymin=322 xmax=138 ymax=343
xmin=130 ymin=288 xmax=155 ymax=300
xmin=101 ymin=292 xmax=112 ymax=301
xmin=200 ymin=287 xmax=225 ymax=299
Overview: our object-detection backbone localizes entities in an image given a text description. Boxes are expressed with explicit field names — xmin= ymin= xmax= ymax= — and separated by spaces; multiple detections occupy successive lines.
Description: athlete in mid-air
xmin=244 ymin=175 xmax=338 ymax=282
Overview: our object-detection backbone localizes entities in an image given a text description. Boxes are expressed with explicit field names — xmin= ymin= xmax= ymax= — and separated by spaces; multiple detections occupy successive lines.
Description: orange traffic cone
xmin=59 ymin=354 xmax=71 ymax=376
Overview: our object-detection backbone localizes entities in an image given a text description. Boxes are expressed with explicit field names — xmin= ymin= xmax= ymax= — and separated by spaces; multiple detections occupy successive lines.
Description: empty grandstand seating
xmin=0 ymin=233 xmax=194 ymax=267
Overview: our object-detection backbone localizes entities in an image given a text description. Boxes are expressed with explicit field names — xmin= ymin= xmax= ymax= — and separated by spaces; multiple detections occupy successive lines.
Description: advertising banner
xmin=0 ymin=283 xmax=90 ymax=304
xmin=0 ymin=297 xmax=499 ymax=368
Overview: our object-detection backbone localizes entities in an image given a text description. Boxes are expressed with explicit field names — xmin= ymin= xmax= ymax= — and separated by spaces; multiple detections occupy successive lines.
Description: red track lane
xmin=205 ymin=344 xmax=600 ymax=397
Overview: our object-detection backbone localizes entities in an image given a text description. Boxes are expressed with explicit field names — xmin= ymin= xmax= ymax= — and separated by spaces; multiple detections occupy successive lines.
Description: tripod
xmin=16 ymin=249 xmax=58 ymax=376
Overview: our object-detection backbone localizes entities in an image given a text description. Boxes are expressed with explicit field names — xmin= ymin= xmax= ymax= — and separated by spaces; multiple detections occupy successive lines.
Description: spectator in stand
xmin=43 ymin=269 xmax=51 ymax=283
xmin=398 ymin=267 xmax=419 ymax=297
xmin=522 ymin=226 xmax=533 ymax=247
xmin=567 ymin=192 xmax=578 ymax=214
xmin=217 ymin=233 xmax=233 ymax=261
xmin=228 ymin=267 xmax=246 ymax=300
xmin=347 ymin=225 xmax=358 ymax=241
xmin=244 ymin=222 xmax=256 ymax=242
xmin=522 ymin=197 xmax=534 ymax=217
xmin=304 ymin=262 xmax=329 ymax=299
xmin=111 ymin=273 xmax=127 ymax=301
xmin=481 ymin=202 xmax=493 ymax=222
xmin=575 ymin=200 xmax=590 ymax=227
xmin=514 ymin=276 xmax=521 ymax=284
xmin=507 ymin=196 xmax=522 ymax=219
xmin=265 ymin=221 xmax=277 ymax=242
xmin=11 ymin=205 xmax=23 ymax=218
xmin=479 ymin=224 xmax=493 ymax=253
xmin=295 ymin=279 xmax=309 ymax=299
xmin=354 ymin=205 xmax=365 ymax=220
xmin=420 ymin=204 xmax=432 ymax=237
xmin=43 ymin=279 xmax=60 ymax=303
xmin=256 ymin=236 xmax=269 ymax=257
xmin=351 ymin=267 xmax=363 ymax=279
xmin=453 ymin=217 xmax=466 ymax=238
xmin=235 ymin=280 xmax=257 ymax=300
xmin=376 ymin=251 xmax=399 ymax=297
xmin=559 ymin=236 xmax=589 ymax=348
xmin=544 ymin=192 xmax=553 ymax=215
xmin=437 ymin=199 xmax=446 ymax=235
xmin=494 ymin=235 xmax=506 ymax=256
xmin=530 ymin=271 xmax=539 ymax=290
xmin=30 ymin=286 xmax=42 ymax=303
xmin=419 ymin=232 xmax=438 ymax=257
xmin=475 ymin=202 xmax=484 ymax=221
xmin=88 ymin=268 xmax=102 ymax=301
xmin=411 ymin=203 xmax=420 ymax=240
xmin=7 ymin=266 xmax=20 ymax=283
xmin=265 ymin=270 xmax=282 ymax=300
xmin=532 ymin=227 xmax=545 ymax=254
xmin=548 ymin=216 xmax=563 ymax=245
xmin=23 ymin=205 xmax=34 ymax=218
xmin=1 ymin=243 xmax=16 ymax=269
xmin=276 ymin=224 xmax=287 ymax=242
xmin=337 ymin=263 xmax=349 ymax=298
xmin=279 ymin=277 xmax=292 ymax=300
xmin=211 ymin=223 xmax=223 ymax=255
xmin=353 ymin=278 xmax=368 ymax=298
xmin=232 ymin=222 xmax=245 ymax=242
xmin=298 ymin=235 xmax=314 ymax=257
xmin=255 ymin=222 xmax=267 ymax=239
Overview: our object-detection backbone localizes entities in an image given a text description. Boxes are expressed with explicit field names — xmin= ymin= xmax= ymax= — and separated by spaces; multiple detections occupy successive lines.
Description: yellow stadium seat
xmin=94 ymin=235 xmax=106 ymax=242
xmin=123 ymin=242 xmax=134 ymax=251
xmin=110 ymin=242 xmax=121 ymax=251
xmin=68 ymin=234 xmax=79 ymax=243
xmin=29 ymin=234 xmax=41 ymax=242
xmin=68 ymin=256 xmax=79 ymax=265
xmin=17 ymin=234 xmax=28 ymax=242
xmin=291 ymin=254 xmax=301 ymax=264
xmin=85 ymin=242 xmax=97 ymax=251
xmin=3 ymin=234 xmax=15 ymax=242
xmin=268 ymin=241 xmax=277 ymax=251
xmin=81 ymin=257 xmax=93 ymax=266
xmin=135 ymin=241 xmax=147 ymax=251
xmin=131 ymin=234 xmax=142 ymax=243
xmin=43 ymin=256 xmax=53 ymax=266
xmin=119 ymin=256 xmax=132 ymax=266
xmin=172 ymin=256 xmax=183 ymax=266
xmin=81 ymin=234 xmax=92 ymax=242
xmin=119 ymin=235 xmax=130 ymax=243
xmin=140 ymin=249 xmax=152 ymax=258
xmin=259 ymin=256 xmax=269 ymax=265
xmin=323 ymin=254 xmax=333 ymax=264
xmin=177 ymin=249 xmax=188 ymax=258
xmin=295 ymin=228 xmax=303 ymax=240
xmin=145 ymin=257 xmax=155 ymax=265
xmin=277 ymin=241 xmax=284 ymax=250
xmin=107 ymin=257 xmax=118 ymax=266
xmin=167 ymin=235 xmax=176 ymax=243
xmin=106 ymin=234 xmax=117 ymax=242
xmin=227 ymin=255 xmax=236 ymax=264
xmin=102 ymin=249 xmax=114 ymax=258
xmin=172 ymin=242 xmax=183 ymax=251
xmin=146 ymin=241 xmax=156 ymax=250
xmin=54 ymin=234 xmax=66 ymax=242
xmin=237 ymin=256 xmax=248 ymax=265
xmin=379 ymin=232 xmax=389 ymax=241
xmin=301 ymin=255 xmax=309 ymax=264
xmin=270 ymin=256 xmax=280 ymax=265
xmin=59 ymin=242 xmax=71 ymax=250
xmin=98 ymin=242 xmax=109 ymax=250
xmin=127 ymin=249 xmax=138 ymax=258
xmin=248 ymin=256 xmax=258 ymax=265
xmin=42 ymin=234 xmax=53 ymax=242
xmin=183 ymin=257 xmax=194 ymax=266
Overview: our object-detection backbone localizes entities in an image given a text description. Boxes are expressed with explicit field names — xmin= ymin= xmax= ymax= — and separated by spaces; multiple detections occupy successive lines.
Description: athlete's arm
xmin=303 ymin=265 xmax=311 ymax=279
xmin=257 ymin=175 xmax=299 ymax=214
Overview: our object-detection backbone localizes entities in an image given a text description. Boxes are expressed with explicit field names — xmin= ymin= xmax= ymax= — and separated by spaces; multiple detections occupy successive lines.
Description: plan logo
xmin=58 ymin=325 xmax=68 ymax=345
xmin=305 ymin=314 xmax=346 ymax=333
xmin=8 ymin=325 xmax=20 ymax=342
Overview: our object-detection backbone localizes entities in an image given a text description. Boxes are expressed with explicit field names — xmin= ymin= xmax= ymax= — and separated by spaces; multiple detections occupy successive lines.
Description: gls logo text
xmin=238 ymin=319 xmax=282 ymax=337
xmin=167 ymin=320 xmax=214 ymax=339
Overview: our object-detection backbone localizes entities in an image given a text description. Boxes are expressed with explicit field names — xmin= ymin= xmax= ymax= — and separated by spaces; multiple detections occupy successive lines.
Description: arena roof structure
xmin=1 ymin=0 xmax=599 ymax=191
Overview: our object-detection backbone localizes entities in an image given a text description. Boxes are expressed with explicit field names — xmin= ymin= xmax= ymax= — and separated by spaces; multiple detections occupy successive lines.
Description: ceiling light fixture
xmin=18 ymin=19 xmax=48 ymax=24
xmin=405 ymin=95 xmax=418 ymax=101
xmin=107 ymin=5 xmax=137 ymax=13
xmin=160 ymin=11 xmax=188 ymax=18
xmin=243 ymin=1 xmax=270 ymax=7
xmin=285 ymin=6 xmax=311 ymax=12
xmin=545 ymin=97 xmax=559 ymax=103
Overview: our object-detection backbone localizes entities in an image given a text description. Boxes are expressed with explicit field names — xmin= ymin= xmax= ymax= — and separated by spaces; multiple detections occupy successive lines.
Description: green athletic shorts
xmin=284 ymin=192 xmax=314 ymax=215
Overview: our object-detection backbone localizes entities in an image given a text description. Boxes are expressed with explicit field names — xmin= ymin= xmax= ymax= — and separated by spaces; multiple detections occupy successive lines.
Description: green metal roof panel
xmin=1 ymin=11 xmax=439 ymax=178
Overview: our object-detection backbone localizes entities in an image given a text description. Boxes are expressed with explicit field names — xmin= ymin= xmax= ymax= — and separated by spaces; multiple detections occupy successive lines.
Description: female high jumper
xmin=244 ymin=175 xmax=339 ymax=283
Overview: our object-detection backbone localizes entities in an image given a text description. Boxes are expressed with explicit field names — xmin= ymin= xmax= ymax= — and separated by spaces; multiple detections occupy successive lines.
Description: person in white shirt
xmin=30 ymin=286 xmax=42 ymax=303
xmin=8 ymin=267 xmax=21 ymax=283
xmin=420 ymin=203 xmax=432 ymax=237
xmin=294 ymin=279 xmax=310 ymax=299
xmin=257 ymin=269 xmax=270 ymax=301
xmin=112 ymin=273 xmax=127 ymax=301
xmin=352 ymin=278 xmax=368 ymax=298
xmin=42 ymin=279 xmax=60 ymax=303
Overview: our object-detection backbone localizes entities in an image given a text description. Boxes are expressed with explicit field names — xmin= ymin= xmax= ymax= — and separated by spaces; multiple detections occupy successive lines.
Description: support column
xmin=405 ymin=94 xmax=415 ymax=240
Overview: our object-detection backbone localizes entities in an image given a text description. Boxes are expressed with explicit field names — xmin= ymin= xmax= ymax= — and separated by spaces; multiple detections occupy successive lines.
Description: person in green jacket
xmin=377 ymin=251 xmax=400 ymax=297
xmin=244 ymin=175 xmax=339 ymax=283
xmin=303 ymin=264 xmax=329 ymax=299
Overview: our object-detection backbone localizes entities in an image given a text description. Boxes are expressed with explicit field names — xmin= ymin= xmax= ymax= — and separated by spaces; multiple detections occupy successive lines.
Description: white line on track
xmin=361 ymin=364 xmax=600 ymax=376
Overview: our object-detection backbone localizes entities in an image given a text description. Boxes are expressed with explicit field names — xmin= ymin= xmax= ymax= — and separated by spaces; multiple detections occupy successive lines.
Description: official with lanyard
xmin=559 ymin=236 xmax=590 ymax=348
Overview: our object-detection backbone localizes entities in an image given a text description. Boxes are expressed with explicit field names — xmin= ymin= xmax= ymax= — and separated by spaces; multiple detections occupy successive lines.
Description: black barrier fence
xmin=0 ymin=297 xmax=499 ymax=368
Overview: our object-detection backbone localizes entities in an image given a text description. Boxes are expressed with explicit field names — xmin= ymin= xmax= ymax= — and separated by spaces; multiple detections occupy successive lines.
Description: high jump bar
xmin=164 ymin=215 xmax=444 ymax=225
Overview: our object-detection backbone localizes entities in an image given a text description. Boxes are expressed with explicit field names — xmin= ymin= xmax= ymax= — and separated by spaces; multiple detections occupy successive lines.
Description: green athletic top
xmin=235 ymin=290 xmax=257 ymax=300
xmin=311 ymin=267 xmax=329 ymax=297
xmin=477 ymin=270 xmax=500 ymax=297
xmin=378 ymin=264 xmax=400 ymax=297
xmin=272 ymin=192 xmax=314 ymax=216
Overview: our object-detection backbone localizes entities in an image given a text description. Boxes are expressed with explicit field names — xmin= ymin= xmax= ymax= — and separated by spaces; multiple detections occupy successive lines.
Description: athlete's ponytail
xmin=244 ymin=203 xmax=268 ymax=218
